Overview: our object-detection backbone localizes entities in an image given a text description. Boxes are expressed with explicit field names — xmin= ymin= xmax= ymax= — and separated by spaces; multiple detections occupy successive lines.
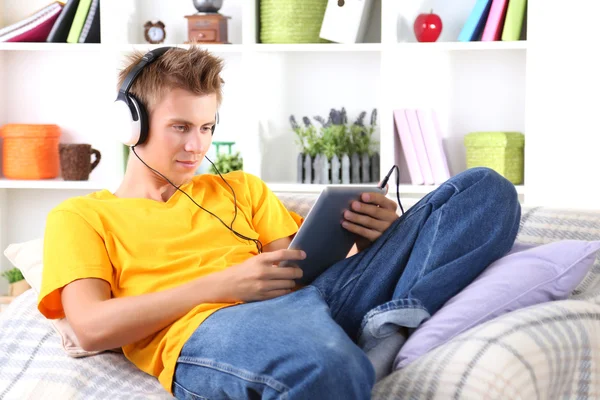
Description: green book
xmin=66 ymin=0 xmax=92 ymax=43
xmin=501 ymin=0 xmax=527 ymax=41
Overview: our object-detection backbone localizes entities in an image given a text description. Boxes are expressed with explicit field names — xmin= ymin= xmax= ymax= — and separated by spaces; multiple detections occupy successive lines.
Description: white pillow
xmin=4 ymin=238 xmax=101 ymax=358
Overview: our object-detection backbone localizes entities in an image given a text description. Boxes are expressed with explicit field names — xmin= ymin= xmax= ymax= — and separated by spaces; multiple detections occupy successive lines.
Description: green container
xmin=464 ymin=132 xmax=525 ymax=184
xmin=260 ymin=0 xmax=330 ymax=43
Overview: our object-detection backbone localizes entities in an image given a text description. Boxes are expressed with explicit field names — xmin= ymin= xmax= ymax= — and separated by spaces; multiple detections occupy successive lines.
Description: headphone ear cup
xmin=112 ymin=97 xmax=141 ymax=146
xmin=134 ymin=97 xmax=149 ymax=145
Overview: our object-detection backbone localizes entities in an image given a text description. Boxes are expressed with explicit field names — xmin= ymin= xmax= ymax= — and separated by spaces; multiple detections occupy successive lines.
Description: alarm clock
xmin=144 ymin=21 xmax=166 ymax=44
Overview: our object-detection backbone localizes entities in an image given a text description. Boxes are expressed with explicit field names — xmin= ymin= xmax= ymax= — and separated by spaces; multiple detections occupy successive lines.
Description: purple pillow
xmin=394 ymin=240 xmax=600 ymax=370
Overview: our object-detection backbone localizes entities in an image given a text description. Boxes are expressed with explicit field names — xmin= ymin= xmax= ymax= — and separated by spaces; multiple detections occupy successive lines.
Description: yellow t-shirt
xmin=38 ymin=171 xmax=303 ymax=394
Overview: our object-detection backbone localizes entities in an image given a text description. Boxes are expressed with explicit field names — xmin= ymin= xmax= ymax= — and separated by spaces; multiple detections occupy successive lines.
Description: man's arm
xmin=62 ymin=248 xmax=306 ymax=352
xmin=62 ymin=274 xmax=223 ymax=352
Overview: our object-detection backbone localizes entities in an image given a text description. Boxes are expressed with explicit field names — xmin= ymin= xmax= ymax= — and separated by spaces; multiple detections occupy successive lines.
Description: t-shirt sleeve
xmin=39 ymin=209 xmax=114 ymax=320
xmin=245 ymin=174 xmax=301 ymax=246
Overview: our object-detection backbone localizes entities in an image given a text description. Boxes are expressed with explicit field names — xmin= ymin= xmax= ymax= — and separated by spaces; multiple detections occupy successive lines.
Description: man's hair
xmin=117 ymin=45 xmax=225 ymax=113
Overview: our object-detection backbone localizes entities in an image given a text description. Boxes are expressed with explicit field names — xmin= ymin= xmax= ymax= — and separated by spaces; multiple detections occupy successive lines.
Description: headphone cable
xmin=379 ymin=165 xmax=404 ymax=215
xmin=130 ymin=146 xmax=263 ymax=253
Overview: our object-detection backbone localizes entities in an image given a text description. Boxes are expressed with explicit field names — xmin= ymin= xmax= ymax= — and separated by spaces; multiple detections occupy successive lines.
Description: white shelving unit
xmin=2 ymin=0 xmax=600 ymax=293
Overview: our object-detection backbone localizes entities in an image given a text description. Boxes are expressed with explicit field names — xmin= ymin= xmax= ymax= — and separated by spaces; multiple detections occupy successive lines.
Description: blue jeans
xmin=172 ymin=167 xmax=521 ymax=400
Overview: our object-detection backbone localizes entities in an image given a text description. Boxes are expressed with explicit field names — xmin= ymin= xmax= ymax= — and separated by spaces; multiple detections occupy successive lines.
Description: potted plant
xmin=291 ymin=115 xmax=323 ymax=183
xmin=210 ymin=151 xmax=243 ymax=174
xmin=1 ymin=267 xmax=30 ymax=297
xmin=349 ymin=108 xmax=379 ymax=182
xmin=291 ymin=108 xmax=379 ymax=184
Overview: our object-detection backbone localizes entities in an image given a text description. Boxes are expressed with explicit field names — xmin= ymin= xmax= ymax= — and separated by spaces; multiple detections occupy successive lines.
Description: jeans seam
xmin=173 ymin=381 xmax=210 ymax=400
xmin=417 ymin=206 xmax=442 ymax=280
xmin=310 ymin=282 xmax=326 ymax=300
xmin=177 ymin=356 xmax=291 ymax=395
xmin=359 ymin=300 xmax=429 ymax=340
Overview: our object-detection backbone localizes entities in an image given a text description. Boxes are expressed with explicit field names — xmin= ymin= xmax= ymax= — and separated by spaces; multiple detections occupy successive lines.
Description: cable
xmin=379 ymin=165 xmax=404 ymax=215
xmin=130 ymin=146 xmax=263 ymax=254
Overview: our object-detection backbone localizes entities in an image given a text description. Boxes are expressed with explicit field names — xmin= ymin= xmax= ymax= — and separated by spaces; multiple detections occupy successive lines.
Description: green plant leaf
xmin=1 ymin=267 xmax=24 ymax=284
xmin=211 ymin=152 xmax=244 ymax=174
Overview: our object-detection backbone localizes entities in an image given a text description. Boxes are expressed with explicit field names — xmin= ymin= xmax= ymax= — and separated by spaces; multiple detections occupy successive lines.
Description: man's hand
xmin=342 ymin=185 xmax=399 ymax=252
xmin=215 ymin=249 xmax=305 ymax=303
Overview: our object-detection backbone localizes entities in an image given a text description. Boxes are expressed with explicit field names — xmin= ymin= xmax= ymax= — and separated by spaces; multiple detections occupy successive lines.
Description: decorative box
xmin=464 ymin=131 xmax=525 ymax=184
xmin=260 ymin=0 xmax=329 ymax=43
xmin=0 ymin=124 xmax=61 ymax=180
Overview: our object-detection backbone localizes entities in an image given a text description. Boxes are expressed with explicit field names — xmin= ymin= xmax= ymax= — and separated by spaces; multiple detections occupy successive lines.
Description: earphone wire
xmin=130 ymin=146 xmax=263 ymax=253
xmin=393 ymin=165 xmax=404 ymax=215
xmin=380 ymin=165 xmax=404 ymax=215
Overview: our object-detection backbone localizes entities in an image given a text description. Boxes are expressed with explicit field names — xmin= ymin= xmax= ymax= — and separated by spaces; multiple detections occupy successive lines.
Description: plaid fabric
xmin=371 ymin=206 xmax=600 ymax=399
xmin=0 ymin=290 xmax=173 ymax=400
xmin=2 ymin=196 xmax=600 ymax=399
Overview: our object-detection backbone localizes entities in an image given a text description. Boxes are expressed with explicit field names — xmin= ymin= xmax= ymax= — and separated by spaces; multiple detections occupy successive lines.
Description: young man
xmin=39 ymin=46 xmax=521 ymax=399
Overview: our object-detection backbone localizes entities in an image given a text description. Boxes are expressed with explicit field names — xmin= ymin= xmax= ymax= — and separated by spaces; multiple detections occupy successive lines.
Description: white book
xmin=319 ymin=0 xmax=374 ymax=44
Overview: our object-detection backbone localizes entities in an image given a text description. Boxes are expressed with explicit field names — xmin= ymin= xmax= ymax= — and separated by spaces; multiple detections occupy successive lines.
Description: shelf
xmin=0 ymin=43 xmax=107 ymax=51
xmin=390 ymin=184 xmax=527 ymax=196
xmin=267 ymin=183 xmax=379 ymax=194
xmin=250 ymin=43 xmax=384 ymax=52
xmin=0 ymin=42 xmax=245 ymax=53
xmin=0 ymin=43 xmax=384 ymax=53
xmin=0 ymin=179 xmax=110 ymax=190
xmin=391 ymin=41 xmax=527 ymax=52
xmin=268 ymin=183 xmax=526 ymax=196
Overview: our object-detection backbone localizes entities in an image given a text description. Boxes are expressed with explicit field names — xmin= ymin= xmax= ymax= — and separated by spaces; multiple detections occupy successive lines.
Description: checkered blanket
xmin=2 ymin=200 xmax=600 ymax=399
xmin=0 ymin=290 xmax=173 ymax=400
xmin=372 ymin=206 xmax=600 ymax=399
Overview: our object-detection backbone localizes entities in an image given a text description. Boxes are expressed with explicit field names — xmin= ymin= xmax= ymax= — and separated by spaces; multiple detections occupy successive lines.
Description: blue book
xmin=458 ymin=0 xmax=493 ymax=42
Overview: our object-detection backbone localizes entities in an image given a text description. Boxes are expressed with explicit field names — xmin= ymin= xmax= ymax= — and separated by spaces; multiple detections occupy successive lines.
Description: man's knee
xmin=476 ymin=167 xmax=520 ymax=217
xmin=458 ymin=167 xmax=520 ymax=212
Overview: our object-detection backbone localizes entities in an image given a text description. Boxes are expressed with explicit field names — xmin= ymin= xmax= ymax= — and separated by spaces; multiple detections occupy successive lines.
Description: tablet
xmin=280 ymin=184 xmax=385 ymax=285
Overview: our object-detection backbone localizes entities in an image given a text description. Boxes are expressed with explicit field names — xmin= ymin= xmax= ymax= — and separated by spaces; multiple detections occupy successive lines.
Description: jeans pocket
xmin=173 ymin=381 xmax=210 ymax=400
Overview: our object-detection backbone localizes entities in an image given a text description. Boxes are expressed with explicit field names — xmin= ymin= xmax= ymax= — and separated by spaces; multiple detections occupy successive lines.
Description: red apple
xmin=413 ymin=10 xmax=443 ymax=42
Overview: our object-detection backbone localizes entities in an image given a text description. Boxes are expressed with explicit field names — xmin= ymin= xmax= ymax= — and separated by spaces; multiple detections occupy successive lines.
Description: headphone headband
xmin=112 ymin=46 xmax=218 ymax=147
xmin=119 ymin=47 xmax=173 ymax=95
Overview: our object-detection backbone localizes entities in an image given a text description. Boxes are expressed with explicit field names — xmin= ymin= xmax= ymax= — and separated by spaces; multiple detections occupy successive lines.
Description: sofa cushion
xmin=394 ymin=239 xmax=600 ymax=369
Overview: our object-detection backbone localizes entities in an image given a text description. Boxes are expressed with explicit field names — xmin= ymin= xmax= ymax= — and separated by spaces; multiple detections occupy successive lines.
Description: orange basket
xmin=1 ymin=124 xmax=61 ymax=180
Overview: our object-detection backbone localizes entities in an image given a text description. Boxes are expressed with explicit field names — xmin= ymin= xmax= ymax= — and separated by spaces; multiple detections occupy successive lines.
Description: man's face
xmin=142 ymin=88 xmax=217 ymax=184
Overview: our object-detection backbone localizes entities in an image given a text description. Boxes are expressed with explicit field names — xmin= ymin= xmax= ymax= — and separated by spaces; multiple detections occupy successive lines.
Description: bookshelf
xmin=1 ymin=0 xmax=600 ymax=293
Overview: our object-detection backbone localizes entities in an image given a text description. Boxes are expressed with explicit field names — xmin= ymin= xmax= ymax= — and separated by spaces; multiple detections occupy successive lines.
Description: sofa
xmin=1 ymin=192 xmax=599 ymax=399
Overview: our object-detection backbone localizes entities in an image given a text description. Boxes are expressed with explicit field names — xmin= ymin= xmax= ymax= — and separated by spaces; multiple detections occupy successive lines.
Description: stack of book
xmin=0 ymin=0 xmax=100 ymax=43
xmin=458 ymin=0 xmax=527 ymax=42
xmin=393 ymin=109 xmax=451 ymax=185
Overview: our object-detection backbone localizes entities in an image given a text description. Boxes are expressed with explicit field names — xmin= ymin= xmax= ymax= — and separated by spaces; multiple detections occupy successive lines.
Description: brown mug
xmin=59 ymin=144 xmax=101 ymax=181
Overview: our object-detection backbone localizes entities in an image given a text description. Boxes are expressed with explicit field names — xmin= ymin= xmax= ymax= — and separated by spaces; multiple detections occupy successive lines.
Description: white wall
xmin=257 ymin=51 xmax=381 ymax=182
xmin=4 ymin=51 xmax=121 ymax=184
xmin=524 ymin=0 xmax=600 ymax=209
xmin=384 ymin=0 xmax=477 ymax=43
xmin=132 ymin=0 xmax=243 ymax=44
xmin=2 ymin=0 xmax=52 ymax=26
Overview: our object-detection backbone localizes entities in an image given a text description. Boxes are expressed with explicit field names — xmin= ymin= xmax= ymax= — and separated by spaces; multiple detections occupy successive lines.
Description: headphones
xmin=113 ymin=46 xmax=263 ymax=253
xmin=112 ymin=46 xmax=217 ymax=147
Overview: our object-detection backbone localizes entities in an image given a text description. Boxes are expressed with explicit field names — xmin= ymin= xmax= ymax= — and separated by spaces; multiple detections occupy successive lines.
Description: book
xmin=66 ymin=0 xmax=92 ymax=43
xmin=404 ymin=109 xmax=435 ymax=185
xmin=393 ymin=110 xmax=424 ymax=185
xmin=78 ymin=0 xmax=100 ymax=43
xmin=501 ymin=0 xmax=527 ymax=41
xmin=416 ymin=109 xmax=451 ymax=184
xmin=457 ymin=0 xmax=493 ymax=42
xmin=0 ymin=2 xmax=64 ymax=42
xmin=481 ymin=0 xmax=509 ymax=41
xmin=47 ymin=0 xmax=81 ymax=42
xmin=319 ymin=0 xmax=374 ymax=44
